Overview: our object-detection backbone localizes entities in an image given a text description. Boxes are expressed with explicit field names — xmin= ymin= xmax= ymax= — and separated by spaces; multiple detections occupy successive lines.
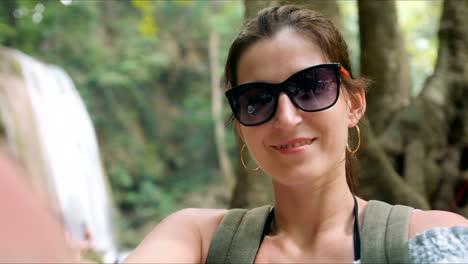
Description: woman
xmin=125 ymin=5 xmax=468 ymax=263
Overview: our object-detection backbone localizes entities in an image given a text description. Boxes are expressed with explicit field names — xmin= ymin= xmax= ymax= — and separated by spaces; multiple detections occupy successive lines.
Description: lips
xmin=272 ymin=138 xmax=316 ymax=150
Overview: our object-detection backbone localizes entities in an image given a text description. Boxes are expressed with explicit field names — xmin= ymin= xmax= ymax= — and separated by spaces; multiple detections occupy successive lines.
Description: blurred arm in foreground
xmin=0 ymin=147 xmax=72 ymax=262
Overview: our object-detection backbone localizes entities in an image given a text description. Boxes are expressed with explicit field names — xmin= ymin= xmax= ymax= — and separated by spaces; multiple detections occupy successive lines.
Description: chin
xmin=269 ymin=164 xmax=328 ymax=186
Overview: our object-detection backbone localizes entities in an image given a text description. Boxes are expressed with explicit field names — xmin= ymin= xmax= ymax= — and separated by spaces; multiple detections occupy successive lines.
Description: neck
xmin=270 ymin=170 xmax=356 ymax=247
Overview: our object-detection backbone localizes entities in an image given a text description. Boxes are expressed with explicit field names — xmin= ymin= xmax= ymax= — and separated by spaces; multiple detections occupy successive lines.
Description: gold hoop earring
xmin=240 ymin=144 xmax=260 ymax=172
xmin=347 ymin=125 xmax=361 ymax=154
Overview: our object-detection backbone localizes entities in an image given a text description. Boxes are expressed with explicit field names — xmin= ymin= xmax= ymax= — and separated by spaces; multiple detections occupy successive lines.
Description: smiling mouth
xmin=273 ymin=139 xmax=315 ymax=149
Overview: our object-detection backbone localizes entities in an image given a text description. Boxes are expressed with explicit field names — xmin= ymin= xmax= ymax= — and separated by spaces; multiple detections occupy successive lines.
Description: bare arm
xmin=409 ymin=210 xmax=468 ymax=239
xmin=124 ymin=208 xmax=226 ymax=263
xmin=0 ymin=149 xmax=72 ymax=262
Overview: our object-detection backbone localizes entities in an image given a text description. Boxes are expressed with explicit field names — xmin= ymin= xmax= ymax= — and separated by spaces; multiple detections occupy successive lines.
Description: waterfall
xmin=11 ymin=50 xmax=116 ymax=256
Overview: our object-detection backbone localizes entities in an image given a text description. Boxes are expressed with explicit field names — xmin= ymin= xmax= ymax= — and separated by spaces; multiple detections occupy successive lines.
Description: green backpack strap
xmin=361 ymin=200 xmax=391 ymax=263
xmin=206 ymin=208 xmax=247 ymax=264
xmin=206 ymin=205 xmax=272 ymax=264
xmin=385 ymin=204 xmax=413 ymax=263
xmin=361 ymin=200 xmax=413 ymax=263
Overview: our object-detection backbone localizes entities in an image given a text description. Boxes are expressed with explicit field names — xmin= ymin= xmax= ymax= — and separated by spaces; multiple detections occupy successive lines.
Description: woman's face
xmin=235 ymin=28 xmax=364 ymax=187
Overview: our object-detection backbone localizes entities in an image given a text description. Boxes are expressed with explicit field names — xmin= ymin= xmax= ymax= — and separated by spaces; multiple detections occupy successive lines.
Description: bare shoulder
xmin=124 ymin=208 xmax=228 ymax=263
xmin=408 ymin=209 xmax=468 ymax=239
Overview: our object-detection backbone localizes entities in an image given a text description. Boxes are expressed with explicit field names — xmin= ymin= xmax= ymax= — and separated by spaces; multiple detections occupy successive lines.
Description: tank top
xmin=205 ymin=200 xmax=413 ymax=263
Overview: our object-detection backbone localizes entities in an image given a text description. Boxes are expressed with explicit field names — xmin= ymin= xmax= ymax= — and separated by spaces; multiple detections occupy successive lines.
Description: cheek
xmin=319 ymin=102 xmax=350 ymax=151
xmin=241 ymin=127 xmax=265 ymax=157
xmin=322 ymin=120 xmax=346 ymax=146
xmin=333 ymin=95 xmax=352 ymax=129
xmin=339 ymin=91 xmax=355 ymax=126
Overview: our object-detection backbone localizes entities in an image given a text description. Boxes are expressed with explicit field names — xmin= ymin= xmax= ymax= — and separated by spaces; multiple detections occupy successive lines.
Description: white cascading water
xmin=12 ymin=50 xmax=116 ymax=257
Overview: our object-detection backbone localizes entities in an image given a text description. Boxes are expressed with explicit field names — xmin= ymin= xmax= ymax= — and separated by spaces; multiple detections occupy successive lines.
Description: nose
xmin=273 ymin=93 xmax=303 ymax=129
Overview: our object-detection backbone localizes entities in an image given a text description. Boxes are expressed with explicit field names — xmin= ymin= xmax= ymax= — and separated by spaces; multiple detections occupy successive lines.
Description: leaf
xmin=138 ymin=15 xmax=158 ymax=37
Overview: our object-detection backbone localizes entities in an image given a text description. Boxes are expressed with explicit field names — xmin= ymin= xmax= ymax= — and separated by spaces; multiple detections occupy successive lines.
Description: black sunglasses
xmin=226 ymin=63 xmax=347 ymax=126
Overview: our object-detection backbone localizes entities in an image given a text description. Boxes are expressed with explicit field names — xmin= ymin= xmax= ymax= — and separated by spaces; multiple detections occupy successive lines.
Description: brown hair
xmin=224 ymin=5 xmax=369 ymax=194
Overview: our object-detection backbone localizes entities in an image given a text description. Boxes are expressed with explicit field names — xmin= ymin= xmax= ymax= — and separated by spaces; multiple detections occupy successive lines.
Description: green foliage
xmin=132 ymin=0 xmax=158 ymax=37
xmin=1 ymin=0 xmax=244 ymax=249
xmin=338 ymin=0 xmax=441 ymax=95
xmin=0 ymin=23 xmax=15 ymax=44
xmin=397 ymin=0 xmax=442 ymax=95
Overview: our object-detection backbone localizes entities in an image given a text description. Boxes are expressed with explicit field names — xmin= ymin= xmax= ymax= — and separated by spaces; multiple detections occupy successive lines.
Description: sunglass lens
xmin=292 ymin=67 xmax=338 ymax=111
xmin=235 ymin=86 xmax=276 ymax=125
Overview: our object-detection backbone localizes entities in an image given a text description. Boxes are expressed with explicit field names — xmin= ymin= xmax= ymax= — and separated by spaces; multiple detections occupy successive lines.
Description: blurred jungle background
xmin=0 ymin=0 xmax=467 ymax=260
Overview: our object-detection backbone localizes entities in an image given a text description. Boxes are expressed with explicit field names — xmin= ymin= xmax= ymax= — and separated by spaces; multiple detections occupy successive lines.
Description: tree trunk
xmin=209 ymin=1 xmax=235 ymax=194
xmin=420 ymin=0 xmax=468 ymax=214
xmin=355 ymin=0 xmax=434 ymax=208
xmin=357 ymin=120 xmax=429 ymax=209
xmin=358 ymin=0 xmax=412 ymax=135
xmin=99 ymin=0 xmax=116 ymax=47
xmin=367 ymin=0 xmax=468 ymax=215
